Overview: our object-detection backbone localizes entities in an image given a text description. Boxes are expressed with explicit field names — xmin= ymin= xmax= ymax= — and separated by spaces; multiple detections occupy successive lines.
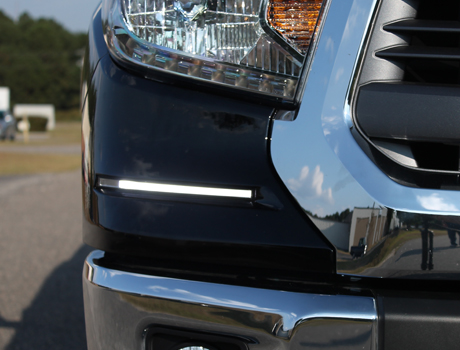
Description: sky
xmin=0 ymin=0 xmax=102 ymax=33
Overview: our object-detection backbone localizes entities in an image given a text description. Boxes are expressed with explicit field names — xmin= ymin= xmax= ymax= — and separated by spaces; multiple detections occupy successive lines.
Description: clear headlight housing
xmin=102 ymin=0 xmax=328 ymax=101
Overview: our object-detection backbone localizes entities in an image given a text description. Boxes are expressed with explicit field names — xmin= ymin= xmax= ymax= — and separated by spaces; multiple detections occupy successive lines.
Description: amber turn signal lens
xmin=267 ymin=0 xmax=324 ymax=54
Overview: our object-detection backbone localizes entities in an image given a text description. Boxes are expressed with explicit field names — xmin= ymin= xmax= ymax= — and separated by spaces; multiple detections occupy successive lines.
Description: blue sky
xmin=0 ymin=0 xmax=101 ymax=33
xmin=272 ymin=120 xmax=376 ymax=218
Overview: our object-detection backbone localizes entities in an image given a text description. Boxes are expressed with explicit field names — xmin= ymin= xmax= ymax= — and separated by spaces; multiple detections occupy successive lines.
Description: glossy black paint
xmin=82 ymin=8 xmax=335 ymax=277
xmin=81 ymin=6 xmax=108 ymax=100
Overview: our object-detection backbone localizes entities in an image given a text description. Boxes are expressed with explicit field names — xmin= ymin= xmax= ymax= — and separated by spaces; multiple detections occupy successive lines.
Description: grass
xmin=1 ymin=122 xmax=81 ymax=147
xmin=0 ymin=153 xmax=81 ymax=175
xmin=46 ymin=122 xmax=82 ymax=145
xmin=55 ymin=108 xmax=82 ymax=122
xmin=0 ymin=121 xmax=81 ymax=175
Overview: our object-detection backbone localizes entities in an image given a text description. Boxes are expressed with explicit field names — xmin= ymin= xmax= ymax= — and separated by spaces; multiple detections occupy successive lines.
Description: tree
xmin=0 ymin=11 xmax=86 ymax=110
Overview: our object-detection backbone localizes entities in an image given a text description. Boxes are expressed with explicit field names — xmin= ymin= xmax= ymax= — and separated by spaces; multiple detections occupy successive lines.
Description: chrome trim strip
xmin=98 ymin=178 xmax=253 ymax=199
xmin=84 ymin=250 xmax=377 ymax=350
xmin=271 ymin=0 xmax=460 ymax=279
xmin=273 ymin=0 xmax=460 ymax=216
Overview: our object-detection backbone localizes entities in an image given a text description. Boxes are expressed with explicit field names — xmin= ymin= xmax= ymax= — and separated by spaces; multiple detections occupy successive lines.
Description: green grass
xmin=0 ymin=153 xmax=80 ymax=175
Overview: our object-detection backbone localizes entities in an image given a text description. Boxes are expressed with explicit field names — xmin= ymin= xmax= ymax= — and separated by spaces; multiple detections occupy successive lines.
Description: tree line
xmin=0 ymin=11 xmax=86 ymax=111
xmin=305 ymin=208 xmax=352 ymax=223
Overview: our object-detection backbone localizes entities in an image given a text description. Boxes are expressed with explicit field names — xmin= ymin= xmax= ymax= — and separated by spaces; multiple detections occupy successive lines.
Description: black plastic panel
xmin=384 ymin=19 xmax=460 ymax=33
xmin=380 ymin=293 xmax=460 ymax=350
xmin=357 ymin=83 xmax=460 ymax=143
xmin=356 ymin=0 xmax=418 ymax=87
xmin=351 ymin=0 xmax=460 ymax=189
xmin=376 ymin=46 xmax=460 ymax=60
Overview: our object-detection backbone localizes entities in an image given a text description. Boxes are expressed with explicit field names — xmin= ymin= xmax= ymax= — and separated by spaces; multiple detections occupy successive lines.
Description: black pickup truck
xmin=81 ymin=0 xmax=460 ymax=349
xmin=350 ymin=238 xmax=367 ymax=259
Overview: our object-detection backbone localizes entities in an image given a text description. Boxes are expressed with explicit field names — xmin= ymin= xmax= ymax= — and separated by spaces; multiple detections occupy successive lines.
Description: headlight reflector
xmin=103 ymin=0 xmax=328 ymax=101
xmin=123 ymin=0 xmax=260 ymax=64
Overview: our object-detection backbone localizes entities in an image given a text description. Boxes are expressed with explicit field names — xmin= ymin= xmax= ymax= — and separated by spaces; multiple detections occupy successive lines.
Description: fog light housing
xmin=171 ymin=343 xmax=218 ymax=350
xmin=146 ymin=327 xmax=250 ymax=350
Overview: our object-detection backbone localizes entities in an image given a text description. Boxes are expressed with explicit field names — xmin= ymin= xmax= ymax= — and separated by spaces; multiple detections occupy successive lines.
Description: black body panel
xmin=81 ymin=10 xmax=335 ymax=277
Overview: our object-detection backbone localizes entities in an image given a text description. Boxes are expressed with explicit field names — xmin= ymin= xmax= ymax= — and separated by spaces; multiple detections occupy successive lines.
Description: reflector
xmin=103 ymin=0 xmax=328 ymax=100
xmin=122 ymin=0 xmax=261 ymax=64
xmin=267 ymin=0 xmax=323 ymax=54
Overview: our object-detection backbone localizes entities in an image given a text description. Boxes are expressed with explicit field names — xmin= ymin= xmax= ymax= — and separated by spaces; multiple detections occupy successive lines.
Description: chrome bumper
xmin=83 ymin=250 xmax=377 ymax=350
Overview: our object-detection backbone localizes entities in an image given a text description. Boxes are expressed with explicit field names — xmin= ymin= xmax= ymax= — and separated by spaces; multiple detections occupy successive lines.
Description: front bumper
xmin=83 ymin=250 xmax=377 ymax=350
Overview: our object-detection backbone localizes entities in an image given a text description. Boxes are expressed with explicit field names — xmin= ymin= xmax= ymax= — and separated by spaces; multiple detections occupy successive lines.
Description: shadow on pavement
xmin=5 ymin=245 xmax=93 ymax=350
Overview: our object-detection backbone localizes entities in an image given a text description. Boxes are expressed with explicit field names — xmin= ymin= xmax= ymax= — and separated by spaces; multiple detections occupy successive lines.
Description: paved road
xmin=0 ymin=170 xmax=91 ymax=350
xmin=377 ymin=234 xmax=460 ymax=276
xmin=361 ymin=233 xmax=460 ymax=279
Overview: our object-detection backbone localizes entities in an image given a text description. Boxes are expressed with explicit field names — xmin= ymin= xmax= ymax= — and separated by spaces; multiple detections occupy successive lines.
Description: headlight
xmin=102 ymin=0 xmax=328 ymax=102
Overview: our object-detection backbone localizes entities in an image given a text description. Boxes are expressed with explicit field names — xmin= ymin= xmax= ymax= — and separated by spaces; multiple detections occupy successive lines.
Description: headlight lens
xmin=103 ymin=0 xmax=327 ymax=101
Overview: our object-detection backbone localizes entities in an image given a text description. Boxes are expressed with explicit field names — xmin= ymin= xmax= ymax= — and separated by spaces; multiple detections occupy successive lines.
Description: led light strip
xmin=99 ymin=178 xmax=253 ymax=199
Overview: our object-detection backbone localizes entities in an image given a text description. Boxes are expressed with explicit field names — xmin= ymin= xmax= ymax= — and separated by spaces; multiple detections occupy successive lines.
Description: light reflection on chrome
xmin=84 ymin=250 xmax=377 ymax=350
xmin=270 ymin=0 xmax=460 ymax=279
